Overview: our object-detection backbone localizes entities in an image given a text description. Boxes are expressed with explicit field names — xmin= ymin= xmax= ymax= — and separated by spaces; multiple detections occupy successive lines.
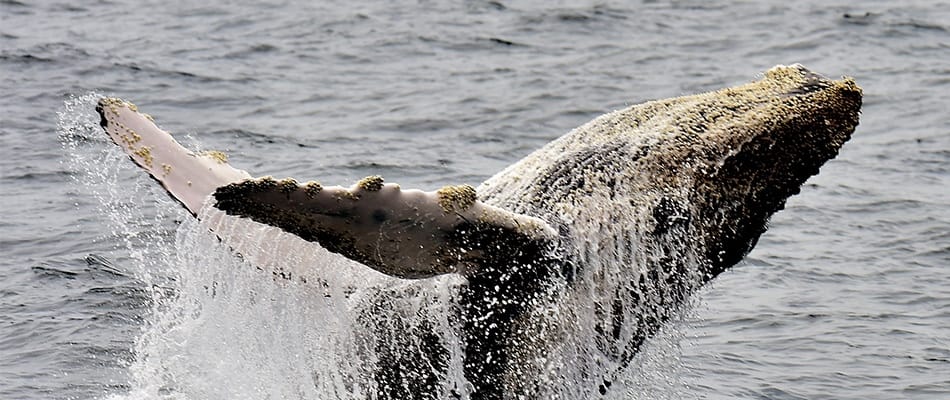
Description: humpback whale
xmin=96 ymin=64 xmax=861 ymax=399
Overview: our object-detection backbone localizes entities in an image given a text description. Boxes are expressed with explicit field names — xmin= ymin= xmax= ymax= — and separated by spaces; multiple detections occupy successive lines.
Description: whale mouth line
xmin=767 ymin=63 xmax=849 ymax=97
xmin=784 ymin=80 xmax=834 ymax=96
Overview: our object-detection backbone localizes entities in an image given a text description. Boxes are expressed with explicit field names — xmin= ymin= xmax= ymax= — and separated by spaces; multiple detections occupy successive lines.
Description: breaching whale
xmin=96 ymin=64 xmax=861 ymax=399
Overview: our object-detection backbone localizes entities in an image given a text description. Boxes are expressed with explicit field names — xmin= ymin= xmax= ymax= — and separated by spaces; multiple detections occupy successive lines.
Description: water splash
xmin=59 ymin=93 xmax=693 ymax=399
xmin=60 ymin=93 xmax=469 ymax=399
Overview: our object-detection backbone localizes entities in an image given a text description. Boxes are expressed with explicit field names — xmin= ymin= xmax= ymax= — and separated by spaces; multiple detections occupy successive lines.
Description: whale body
xmin=96 ymin=64 xmax=861 ymax=399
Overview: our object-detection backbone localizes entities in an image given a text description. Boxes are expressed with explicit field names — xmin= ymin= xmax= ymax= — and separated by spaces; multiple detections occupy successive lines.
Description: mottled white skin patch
xmin=97 ymin=98 xmax=251 ymax=214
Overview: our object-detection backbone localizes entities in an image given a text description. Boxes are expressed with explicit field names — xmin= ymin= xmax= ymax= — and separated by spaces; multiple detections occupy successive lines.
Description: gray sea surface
xmin=1 ymin=0 xmax=948 ymax=399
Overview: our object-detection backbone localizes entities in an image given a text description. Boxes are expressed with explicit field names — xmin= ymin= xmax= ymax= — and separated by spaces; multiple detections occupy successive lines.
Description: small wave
xmin=31 ymin=265 xmax=79 ymax=279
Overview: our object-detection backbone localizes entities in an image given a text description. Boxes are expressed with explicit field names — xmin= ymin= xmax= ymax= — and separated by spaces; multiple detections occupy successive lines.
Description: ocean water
xmin=1 ymin=0 xmax=948 ymax=399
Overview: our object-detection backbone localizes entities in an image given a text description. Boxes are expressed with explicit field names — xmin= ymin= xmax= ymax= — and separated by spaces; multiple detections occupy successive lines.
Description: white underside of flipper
xmin=97 ymin=98 xmax=251 ymax=215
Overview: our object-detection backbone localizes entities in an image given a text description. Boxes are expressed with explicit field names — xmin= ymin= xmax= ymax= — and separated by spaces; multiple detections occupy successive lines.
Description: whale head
xmin=480 ymin=64 xmax=862 ymax=282
xmin=465 ymin=65 xmax=862 ymax=396
xmin=656 ymin=64 xmax=863 ymax=278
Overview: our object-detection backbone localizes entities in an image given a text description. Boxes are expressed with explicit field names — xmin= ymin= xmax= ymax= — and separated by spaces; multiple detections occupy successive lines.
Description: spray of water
xmin=59 ymin=93 xmax=694 ymax=399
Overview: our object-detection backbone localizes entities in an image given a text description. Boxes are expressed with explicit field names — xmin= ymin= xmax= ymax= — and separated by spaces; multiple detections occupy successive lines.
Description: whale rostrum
xmin=96 ymin=64 xmax=861 ymax=399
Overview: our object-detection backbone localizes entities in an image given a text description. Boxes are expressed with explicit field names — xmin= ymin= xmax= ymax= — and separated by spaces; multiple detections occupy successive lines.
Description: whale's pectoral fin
xmin=96 ymin=98 xmax=251 ymax=215
xmin=96 ymin=98 xmax=555 ymax=279
xmin=211 ymin=177 xmax=558 ymax=279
